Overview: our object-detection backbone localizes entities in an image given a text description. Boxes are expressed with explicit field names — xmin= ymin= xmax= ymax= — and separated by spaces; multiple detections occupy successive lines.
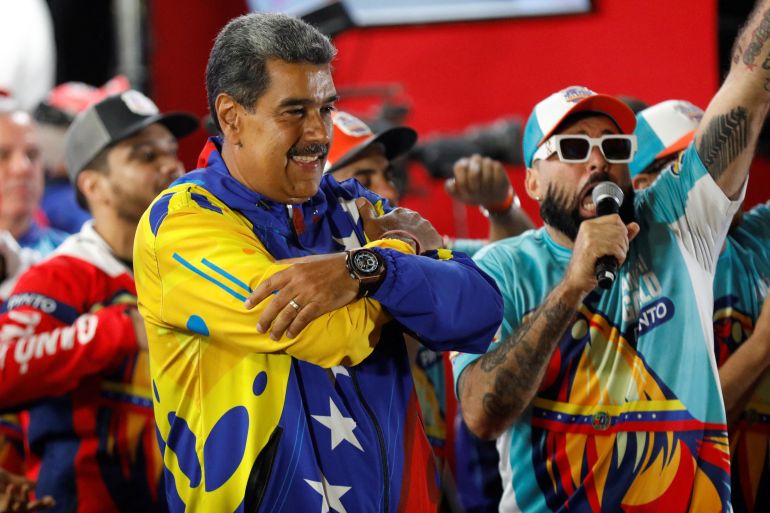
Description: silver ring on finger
xmin=288 ymin=298 xmax=301 ymax=311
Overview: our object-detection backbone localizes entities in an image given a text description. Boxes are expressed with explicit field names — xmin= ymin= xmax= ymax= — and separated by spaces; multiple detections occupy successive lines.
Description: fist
xmin=445 ymin=154 xmax=512 ymax=208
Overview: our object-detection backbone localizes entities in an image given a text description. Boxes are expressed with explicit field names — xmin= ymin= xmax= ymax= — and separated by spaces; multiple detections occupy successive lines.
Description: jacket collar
xmin=174 ymin=137 xmax=368 ymax=259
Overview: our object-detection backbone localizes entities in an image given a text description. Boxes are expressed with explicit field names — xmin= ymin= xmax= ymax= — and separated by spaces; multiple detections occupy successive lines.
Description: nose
xmin=586 ymin=145 xmax=609 ymax=174
xmin=373 ymin=178 xmax=399 ymax=205
xmin=159 ymin=155 xmax=184 ymax=179
xmin=7 ymin=150 xmax=35 ymax=177
xmin=304 ymin=110 xmax=331 ymax=146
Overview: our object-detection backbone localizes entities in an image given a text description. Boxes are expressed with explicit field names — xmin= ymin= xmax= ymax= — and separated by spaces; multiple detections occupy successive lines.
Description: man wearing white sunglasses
xmin=453 ymin=2 xmax=770 ymax=506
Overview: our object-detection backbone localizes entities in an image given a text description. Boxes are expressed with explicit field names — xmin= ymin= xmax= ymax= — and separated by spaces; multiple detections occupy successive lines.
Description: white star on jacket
xmin=304 ymin=474 xmax=351 ymax=513
xmin=312 ymin=397 xmax=364 ymax=451
xmin=332 ymin=231 xmax=360 ymax=250
xmin=333 ymin=198 xmax=363 ymax=250
xmin=338 ymin=198 xmax=361 ymax=225
xmin=331 ymin=366 xmax=350 ymax=380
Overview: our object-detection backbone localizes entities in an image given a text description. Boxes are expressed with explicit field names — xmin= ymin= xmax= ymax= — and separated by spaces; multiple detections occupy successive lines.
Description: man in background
xmin=631 ymin=98 xmax=770 ymax=513
xmin=0 ymin=90 xmax=198 ymax=513
xmin=324 ymin=109 xmax=531 ymax=512
xmin=326 ymin=110 xmax=534 ymax=247
xmin=0 ymin=105 xmax=67 ymax=255
xmin=33 ymin=76 xmax=129 ymax=234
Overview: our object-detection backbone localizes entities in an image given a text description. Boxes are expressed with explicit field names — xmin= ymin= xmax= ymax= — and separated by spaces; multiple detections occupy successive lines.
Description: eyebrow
xmin=278 ymin=95 xmax=339 ymax=108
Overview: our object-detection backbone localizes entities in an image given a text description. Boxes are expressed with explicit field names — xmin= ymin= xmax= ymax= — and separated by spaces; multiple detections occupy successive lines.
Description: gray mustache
xmin=288 ymin=144 xmax=328 ymax=158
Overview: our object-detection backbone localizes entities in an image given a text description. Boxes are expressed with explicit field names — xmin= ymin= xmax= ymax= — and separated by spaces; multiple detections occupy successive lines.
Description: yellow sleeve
xmin=134 ymin=186 xmax=388 ymax=368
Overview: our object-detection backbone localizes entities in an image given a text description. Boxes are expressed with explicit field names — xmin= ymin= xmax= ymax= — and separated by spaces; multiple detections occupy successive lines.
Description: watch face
xmin=353 ymin=250 xmax=380 ymax=275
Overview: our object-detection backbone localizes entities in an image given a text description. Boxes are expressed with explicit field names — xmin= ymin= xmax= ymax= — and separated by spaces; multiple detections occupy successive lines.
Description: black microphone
xmin=591 ymin=181 xmax=624 ymax=289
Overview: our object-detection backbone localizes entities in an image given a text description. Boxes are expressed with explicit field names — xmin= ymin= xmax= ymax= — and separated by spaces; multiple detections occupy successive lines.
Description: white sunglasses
xmin=532 ymin=134 xmax=638 ymax=164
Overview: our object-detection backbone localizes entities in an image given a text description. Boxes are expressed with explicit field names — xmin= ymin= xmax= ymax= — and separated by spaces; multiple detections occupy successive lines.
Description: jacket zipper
xmin=352 ymin=367 xmax=389 ymax=513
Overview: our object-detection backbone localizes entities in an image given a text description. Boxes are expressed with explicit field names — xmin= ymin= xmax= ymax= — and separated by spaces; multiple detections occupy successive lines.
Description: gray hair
xmin=205 ymin=13 xmax=337 ymax=133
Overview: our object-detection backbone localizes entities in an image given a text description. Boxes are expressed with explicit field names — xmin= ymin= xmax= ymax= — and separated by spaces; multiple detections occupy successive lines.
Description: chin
xmin=291 ymin=182 xmax=321 ymax=200
xmin=290 ymin=191 xmax=318 ymax=203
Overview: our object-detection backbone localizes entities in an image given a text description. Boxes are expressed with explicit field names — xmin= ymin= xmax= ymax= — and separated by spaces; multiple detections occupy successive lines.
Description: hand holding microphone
xmin=564 ymin=181 xmax=640 ymax=297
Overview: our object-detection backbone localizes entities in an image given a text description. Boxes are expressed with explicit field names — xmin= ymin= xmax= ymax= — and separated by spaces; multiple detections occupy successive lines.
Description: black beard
xmin=540 ymin=185 xmax=582 ymax=241
xmin=539 ymin=173 xmax=636 ymax=242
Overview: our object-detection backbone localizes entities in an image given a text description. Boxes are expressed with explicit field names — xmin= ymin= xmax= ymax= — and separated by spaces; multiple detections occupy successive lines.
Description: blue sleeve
xmin=370 ymin=248 xmax=503 ymax=353
xmin=452 ymin=241 xmax=523 ymax=392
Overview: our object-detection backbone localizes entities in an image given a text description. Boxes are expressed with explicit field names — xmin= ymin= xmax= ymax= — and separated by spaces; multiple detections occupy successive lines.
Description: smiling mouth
xmin=288 ymin=142 xmax=329 ymax=167
xmin=291 ymin=154 xmax=323 ymax=164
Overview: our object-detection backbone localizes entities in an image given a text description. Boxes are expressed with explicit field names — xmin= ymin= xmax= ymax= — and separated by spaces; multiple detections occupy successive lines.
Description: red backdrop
xmin=150 ymin=0 xmax=767 ymax=238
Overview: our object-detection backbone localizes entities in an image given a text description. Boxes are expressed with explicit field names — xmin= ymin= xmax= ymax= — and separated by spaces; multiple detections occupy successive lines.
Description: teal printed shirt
xmin=453 ymin=145 xmax=743 ymax=513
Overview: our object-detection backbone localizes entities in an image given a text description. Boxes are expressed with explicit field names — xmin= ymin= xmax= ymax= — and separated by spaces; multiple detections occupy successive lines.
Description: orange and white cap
xmin=326 ymin=111 xmax=417 ymax=173
xmin=629 ymin=99 xmax=703 ymax=177
xmin=523 ymin=85 xmax=636 ymax=168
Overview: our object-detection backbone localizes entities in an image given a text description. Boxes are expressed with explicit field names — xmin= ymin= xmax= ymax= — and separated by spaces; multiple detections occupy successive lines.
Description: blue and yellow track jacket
xmin=133 ymin=138 xmax=503 ymax=513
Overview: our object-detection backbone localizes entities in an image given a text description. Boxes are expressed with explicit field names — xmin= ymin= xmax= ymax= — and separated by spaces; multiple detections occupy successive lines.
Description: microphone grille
xmin=592 ymin=181 xmax=624 ymax=206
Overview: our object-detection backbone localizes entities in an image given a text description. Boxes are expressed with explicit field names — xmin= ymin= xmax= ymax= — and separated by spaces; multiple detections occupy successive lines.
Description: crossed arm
xmin=141 ymin=196 xmax=502 ymax=367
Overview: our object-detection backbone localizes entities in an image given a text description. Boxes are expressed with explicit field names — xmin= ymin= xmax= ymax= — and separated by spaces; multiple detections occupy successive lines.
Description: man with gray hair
xmin=0 ymin=105 xmax=67 ymax=255
xmin=134 ymin=12 xmax=503 ymax=513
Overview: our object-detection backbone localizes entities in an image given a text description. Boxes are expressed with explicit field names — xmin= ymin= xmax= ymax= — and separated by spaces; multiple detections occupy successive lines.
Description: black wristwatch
xmin=345 ymin=248 xmax=386 ymax=298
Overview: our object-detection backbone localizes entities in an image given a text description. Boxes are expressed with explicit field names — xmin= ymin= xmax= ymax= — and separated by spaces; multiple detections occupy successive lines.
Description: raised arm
xmin=446 ymin=154 xmax=534 ymax=242
xmin=696 ymin=0 xmax=770 ymax=199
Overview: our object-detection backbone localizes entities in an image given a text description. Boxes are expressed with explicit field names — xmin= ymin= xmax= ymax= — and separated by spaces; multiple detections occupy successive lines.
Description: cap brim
xmin=112 ymin=111 xmax=199 ymax=147
xmin=540 ymin=94 xmax=637 ymax=145
xmin=656 ymin=130 xmax=695 ymax=160
xmin=148 ymin=112 xmax=200 ymax=140
xmin=328 ymin=126 xmax=417 ymax=172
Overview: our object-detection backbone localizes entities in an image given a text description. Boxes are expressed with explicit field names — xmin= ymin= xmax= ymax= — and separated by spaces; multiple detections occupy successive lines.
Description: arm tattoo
xmin=697 ymin=107 xmax=749 ymax=181
xmin=475 ymin=298 xmax=574 ymax=419
xmin=742 ymin=8 xmax=770 ymax=70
